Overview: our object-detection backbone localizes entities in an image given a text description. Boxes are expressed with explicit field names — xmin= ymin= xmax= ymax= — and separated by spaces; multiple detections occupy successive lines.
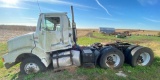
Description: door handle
xmin=69 ymin=33 xmax=72 ymax=37
xmin=60 ymin=38 xmax=62 ymax=42
xmin=30 ymin=39 xmax=34 ymax=41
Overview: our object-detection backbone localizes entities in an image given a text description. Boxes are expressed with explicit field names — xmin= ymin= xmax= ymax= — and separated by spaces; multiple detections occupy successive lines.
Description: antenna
xmin=37 ymin=0 xmax=41 ymax=13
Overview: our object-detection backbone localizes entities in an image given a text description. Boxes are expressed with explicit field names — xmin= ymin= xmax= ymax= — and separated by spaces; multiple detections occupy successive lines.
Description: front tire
xmin=20 ymin=57 xmax=46 ymax=74
xmin=100 ymin=48 xmax=124 ymax=69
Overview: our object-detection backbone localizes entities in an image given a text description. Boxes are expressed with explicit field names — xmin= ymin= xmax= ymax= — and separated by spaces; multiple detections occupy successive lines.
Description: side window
xmin=45 ymin=17 xmax=61 ymax=31
xmin=45 ymin=19 xmax=54 ymax=30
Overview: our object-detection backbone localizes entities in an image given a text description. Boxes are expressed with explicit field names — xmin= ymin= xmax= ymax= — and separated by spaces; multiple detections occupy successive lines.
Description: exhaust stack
xmin=71 ymin=6 xmax=77 ymax=44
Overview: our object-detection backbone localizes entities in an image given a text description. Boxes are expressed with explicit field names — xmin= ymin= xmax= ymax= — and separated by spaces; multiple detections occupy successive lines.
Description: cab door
xmin=35 ymin=14 xmax=72 ymax=52
xmin=44 ymin=16 xmax=63 ymax=52
xmin=44 ymin=15 xmax=73 ymax=52
xmin=34 ymin=14 xmax=46 ymax=51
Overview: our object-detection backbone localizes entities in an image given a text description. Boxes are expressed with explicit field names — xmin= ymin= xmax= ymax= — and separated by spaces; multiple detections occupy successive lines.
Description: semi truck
xmin=2 ymin=6 xmax=154 ymax=74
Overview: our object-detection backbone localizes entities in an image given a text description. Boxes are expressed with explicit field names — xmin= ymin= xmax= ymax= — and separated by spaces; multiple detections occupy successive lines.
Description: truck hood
xmin=7 ymin=32 xmax=35 ymax=52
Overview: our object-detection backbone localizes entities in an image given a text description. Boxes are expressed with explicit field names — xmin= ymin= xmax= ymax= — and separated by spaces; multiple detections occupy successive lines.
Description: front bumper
xmin=4 ymin=62 xmax=15 ymax=69
xmin=2 ymin=53 xmax=16 ymax=69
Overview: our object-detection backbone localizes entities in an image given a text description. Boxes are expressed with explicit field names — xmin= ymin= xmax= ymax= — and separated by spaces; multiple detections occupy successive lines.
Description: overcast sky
xmin=0 ymin=0 xmax=160 ymax=30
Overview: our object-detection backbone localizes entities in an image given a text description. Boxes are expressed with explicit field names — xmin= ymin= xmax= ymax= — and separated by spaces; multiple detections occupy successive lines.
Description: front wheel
xmin=20 ymin=57 xmax=46 ymax=74
xmin=100 ymin=48 xmax=124 ymax=69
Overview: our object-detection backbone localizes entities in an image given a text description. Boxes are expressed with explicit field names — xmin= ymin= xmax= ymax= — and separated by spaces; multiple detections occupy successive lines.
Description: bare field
xmin=0 ymin=29 xmax=91 ymax=42
xmin=77 ymin=29 xmax=98 ymax=37
xmin=0 ymin=25 xmax=159 ymax=43
xmin=0 ymin=28 xmax=159 ymax=42
xmin=78 ymin=29 xmax=160 ymax=37
xmin=0 ymin=29 xmax=32 ymax=42
xmin=116 ymin=29 xmax=159 ymax=35
xmin=0 ymin=26 xmax=97 ymax=42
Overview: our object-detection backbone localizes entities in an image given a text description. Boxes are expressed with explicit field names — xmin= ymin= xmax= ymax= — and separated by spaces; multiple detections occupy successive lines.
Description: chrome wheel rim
xmin=137 ymin=52 xmax=150 ymax=66
xmin=24 ymin=63 xmax=40 ymax=74
xmin=105 ymin=54 xmax=120 ymax=68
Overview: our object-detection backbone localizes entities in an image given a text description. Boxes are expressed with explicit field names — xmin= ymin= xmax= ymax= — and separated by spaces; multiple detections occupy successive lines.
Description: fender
xmin=32 ymin=47 xmax=51 ymax=67
xmin=3 ymin=47 xmax=33 ymax=63
xmin=3 ymin=47 xmax=33 ymax=69
xmin=3 ymin=46 xmax=51 ymax=69
xmin=95 ymin=46 xmax=117 ymax=65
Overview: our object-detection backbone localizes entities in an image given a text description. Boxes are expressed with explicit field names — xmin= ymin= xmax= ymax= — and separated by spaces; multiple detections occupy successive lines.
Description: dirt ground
xmin=0 ymin=25 xmax=159 ymax=42
xmin=0 ymin=27 xmax=97 ymax=42
xmin=0 ymin=29 xmax=32 ymax=42
xmin=77 ymin=29 xmax=98 ymax=37
xmin=0 ymin=29 xmax=92 ymax=42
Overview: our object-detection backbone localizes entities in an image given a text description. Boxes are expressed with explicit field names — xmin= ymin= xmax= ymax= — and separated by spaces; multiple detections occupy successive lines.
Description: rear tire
xmin=100 ymin=48 xmax=124 ymax=69
xmin=124 ymin=45 xmax=138 ymax=63
xmin=20 ymin=57 xmax=46 ymax=74
xmin=128 ymin=46 xmax=154 ymax=66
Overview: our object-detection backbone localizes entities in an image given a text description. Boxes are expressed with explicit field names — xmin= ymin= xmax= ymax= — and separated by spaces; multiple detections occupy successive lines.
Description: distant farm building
xmin=99 ymin=27 xmax=115 ymax=34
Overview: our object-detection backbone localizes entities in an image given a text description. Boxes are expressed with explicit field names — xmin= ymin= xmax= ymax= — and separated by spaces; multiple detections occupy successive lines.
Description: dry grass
xmin=140 ymin=41 xmax=160 ymax=56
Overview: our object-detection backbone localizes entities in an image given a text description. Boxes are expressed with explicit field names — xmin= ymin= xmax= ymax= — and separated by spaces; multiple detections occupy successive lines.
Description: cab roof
xmin=40 ymin=12 xmax=67 ymax=16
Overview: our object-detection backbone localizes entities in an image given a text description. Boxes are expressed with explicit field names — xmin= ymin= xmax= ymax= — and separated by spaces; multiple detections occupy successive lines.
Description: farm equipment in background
xmin=116 ymin=33 xmax=126 ymax=38
xmin=116 ymin=31 xmax=131 ymax=38
xmin=2 ymin=6 xmax=154 ymax=74
xmin=123 ymin=31 xmax=130 ymax=36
